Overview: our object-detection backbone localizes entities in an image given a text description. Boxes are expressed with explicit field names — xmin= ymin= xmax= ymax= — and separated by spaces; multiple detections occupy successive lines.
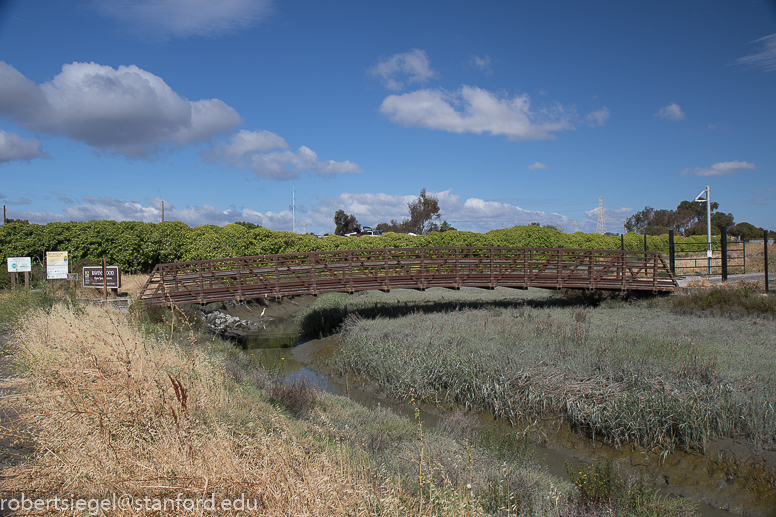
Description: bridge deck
xmin=138 ymin=246 xmax=677 ymax=305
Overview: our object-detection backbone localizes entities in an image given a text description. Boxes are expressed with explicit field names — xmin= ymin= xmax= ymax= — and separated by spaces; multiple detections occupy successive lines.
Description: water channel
xmin=229 ymin=303 xmax=772 ymax=517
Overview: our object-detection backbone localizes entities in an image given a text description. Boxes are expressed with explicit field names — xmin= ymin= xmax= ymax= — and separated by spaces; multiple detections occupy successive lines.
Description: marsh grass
xmin=671 ymin=281 xmax=776 ymax=318
xmin=297 ymin=287 xmax=603 ymax=338
xmin=331 ymin=288 xmax=776 ymax=453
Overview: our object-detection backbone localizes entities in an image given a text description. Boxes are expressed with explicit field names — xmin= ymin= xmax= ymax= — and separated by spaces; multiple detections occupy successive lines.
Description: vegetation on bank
xmin=0 ymin=286 xmax=699 ymax=516
xmin=321 ymin=285 xmax=776 ymax=454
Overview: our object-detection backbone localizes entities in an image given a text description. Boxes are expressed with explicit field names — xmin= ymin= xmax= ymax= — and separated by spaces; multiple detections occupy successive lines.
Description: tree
xmin=729 ymin=222 xmax=761 ymax=241
xmin=406 ymin=188 xmax=441 ymax=234
xmin=438 ymin=221 xmax=456 ymax=232
xmin=333 ymin=210 xmax=361 ymax=236
xmin=624 ymin=199 xmax=732 ymax=237
xmin=375 ymin=188 xmax=443 ymax=235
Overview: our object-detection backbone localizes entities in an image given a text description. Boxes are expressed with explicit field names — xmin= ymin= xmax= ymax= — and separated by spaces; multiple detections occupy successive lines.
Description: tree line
xmin=624 ymin=199 xmax=762 ymax=240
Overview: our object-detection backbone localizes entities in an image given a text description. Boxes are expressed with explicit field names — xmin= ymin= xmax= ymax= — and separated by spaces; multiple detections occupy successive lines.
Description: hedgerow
xmin=0 ymin=220 xmax=712 ymax=277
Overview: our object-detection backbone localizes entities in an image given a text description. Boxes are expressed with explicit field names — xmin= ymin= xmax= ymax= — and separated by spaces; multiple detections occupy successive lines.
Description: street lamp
xmin=694 ymin=185 xmax=712 ymax=275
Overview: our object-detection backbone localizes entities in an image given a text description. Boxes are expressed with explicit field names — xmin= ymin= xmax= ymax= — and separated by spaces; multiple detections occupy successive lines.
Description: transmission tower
xmin=572 ymin=219 xmax=578 ymax=233
xmin=596 ymin=197 xmax=607 ymax=235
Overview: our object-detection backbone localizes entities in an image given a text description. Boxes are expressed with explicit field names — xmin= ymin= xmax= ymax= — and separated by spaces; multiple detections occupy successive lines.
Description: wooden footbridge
xmin=139 ymin=246 xmax=677 ymax=305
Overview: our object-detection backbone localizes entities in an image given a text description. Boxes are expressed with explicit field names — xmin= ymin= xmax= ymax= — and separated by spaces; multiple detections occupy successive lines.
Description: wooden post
xmin=669 ymin=230 xmax=676 ymax=278
xmin=10 ymin=272 xmax=15 ymax=289
xmin=24 ymin=271 xmax=29 ymax=288
xmin=102 ymin=258 xmax=108 ymax=302
xmin=643 ymin=233 xmax=647 ymax=252
xmin=620 ymin=234 xmax=624 ymax=251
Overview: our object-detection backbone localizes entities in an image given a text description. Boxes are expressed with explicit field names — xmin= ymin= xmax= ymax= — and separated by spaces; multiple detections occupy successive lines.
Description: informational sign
xmin=83 ymin=266 xmax=121 ymax=289
xmin=7 ymin=257 xmax=31 ymax=273
xmin=46 ymin=251 xmax=68 ymax=279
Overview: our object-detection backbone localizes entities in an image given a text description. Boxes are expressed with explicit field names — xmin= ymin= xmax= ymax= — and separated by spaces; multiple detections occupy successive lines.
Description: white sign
xmin=7 ymin=257 xmax=32 ymax=273
xmin=46 ymin=251 xmax=69 ymax=279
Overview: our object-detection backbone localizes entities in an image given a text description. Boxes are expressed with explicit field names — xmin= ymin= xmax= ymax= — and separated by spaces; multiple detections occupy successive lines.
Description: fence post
xmin=668 ymin=230 xmax=676 ymax=278
xmin=621 ymin=234 xmax=624 ymax=251
xmin=764 ymin=229 xmax=770 ymax=293
xmin=720 ymin=226 xmax=727 ymax=282
xmin=643 ymin=233 xmax=647 ymax=252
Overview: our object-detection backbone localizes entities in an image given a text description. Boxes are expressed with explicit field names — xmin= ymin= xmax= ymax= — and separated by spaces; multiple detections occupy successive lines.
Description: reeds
xmin=331 ymin=291 xmax=776 ymax=453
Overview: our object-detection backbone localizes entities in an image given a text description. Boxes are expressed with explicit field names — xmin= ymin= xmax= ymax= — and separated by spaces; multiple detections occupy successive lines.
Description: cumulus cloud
xmin=92 ymin=0 xmax=273 ymax=39
xmin=205 ymin=129 xmax=362 ymax=180
xmin=0 ymin=61 xmax=241 ymax=159
xmin=369 ymin=49 xmax=438 ymax=91
xmin=736 ymin=33 xmax=776 ymax=72
xmin=7 ymin=196 xmax=294 ymax=230
xmin=470 ymin=55 xmax=492 ymax=74
xmin=586 ymin=107 xmax=610 ymax=127
xmin=527 ymin=162 xmax=548 ymax=170
xmin=679 ymin=160 xmax=756 ymax=177
xmin=305 ymin=190 xmax=579 ymax=233
xmin=380 ymin=86 xmax=574 ymax=141
xmin=655 ymin=103 xmax=685 ymax=121
xmin=0 ymin=130 xmax=48 ymax=163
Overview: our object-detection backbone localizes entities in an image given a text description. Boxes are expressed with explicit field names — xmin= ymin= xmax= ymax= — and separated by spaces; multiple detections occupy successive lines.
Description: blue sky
xmin=1 ymin=0 xmax=774 ymax=235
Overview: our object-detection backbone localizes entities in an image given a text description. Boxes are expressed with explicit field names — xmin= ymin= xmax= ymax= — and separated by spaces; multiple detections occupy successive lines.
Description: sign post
xmin=7 ymin=257 xmax=32 ymax=289
xmin=82 ymin=265 xmax=121 ymax=296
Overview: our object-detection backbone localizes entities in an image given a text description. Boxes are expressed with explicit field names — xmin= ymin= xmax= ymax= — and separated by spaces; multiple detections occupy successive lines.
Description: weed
xmin=268 ymin=376 xmax=319 ymax=417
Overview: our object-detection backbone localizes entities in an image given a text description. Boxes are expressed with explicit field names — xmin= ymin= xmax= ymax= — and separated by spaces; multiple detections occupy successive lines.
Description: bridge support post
xmin=669 ymin=230 xmax=676 ymax=278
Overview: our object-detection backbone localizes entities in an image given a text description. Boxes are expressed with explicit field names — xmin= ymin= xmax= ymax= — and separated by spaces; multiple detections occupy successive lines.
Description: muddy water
xmin=231 ymin=306 xmax=773 ymax=516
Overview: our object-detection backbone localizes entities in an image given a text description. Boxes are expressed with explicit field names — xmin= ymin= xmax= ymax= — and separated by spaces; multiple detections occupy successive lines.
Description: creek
xmin=229 ymin=303 xmax=772 ymax=517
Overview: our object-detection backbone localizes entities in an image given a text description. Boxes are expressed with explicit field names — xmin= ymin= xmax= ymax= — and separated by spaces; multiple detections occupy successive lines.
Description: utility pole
xmin=292 ymin=184 xmax=296 ymax=234
xmin=694 ymin=185 xmax=712 ymax=275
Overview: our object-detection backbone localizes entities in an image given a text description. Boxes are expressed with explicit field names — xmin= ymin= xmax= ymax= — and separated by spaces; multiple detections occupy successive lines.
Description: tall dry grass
xmin=0 ymin=303 xmax=482 ymax=516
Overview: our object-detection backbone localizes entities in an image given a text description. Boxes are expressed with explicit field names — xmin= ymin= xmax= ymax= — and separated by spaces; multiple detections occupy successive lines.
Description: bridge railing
xmin=139 ymin=246 xmax=677 ymax=304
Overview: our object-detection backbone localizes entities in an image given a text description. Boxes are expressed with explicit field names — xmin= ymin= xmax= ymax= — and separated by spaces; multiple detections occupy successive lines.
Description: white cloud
xmin=205 ymin=129 xmax=362 ymax=180
xmin=92 ymin=0 xmax=273 ymax=39
xmin=736 ymin=33 xmax=776 ymax=72
xmin=0 ymin=130 xmax=48 ymax=163
xmin=655 ymin=103 xmax=685 ymax=121
xmin=6 ymin=189 xmax=637 ymax=234
xmin=679 ymin=160 xmax=756 ymax=177
xmin=369 ymin=49 xmax=438 ymax=91
xmin=470 ymin=55 xmax=492 ymax=75
xmin=0 ymin=61 xmax=241 ymax=159
xmin=586 ymin=107 xmax=610 ymax=127
xmin=305 ymin=190 xmax=579 ymax=233
xmin=379 ymin=86 xmax=574 ymax=140
xmin=527 ymin=162 xmax=548 ymax=170
xmin=8 ymin=196 xmax=293 ymax=230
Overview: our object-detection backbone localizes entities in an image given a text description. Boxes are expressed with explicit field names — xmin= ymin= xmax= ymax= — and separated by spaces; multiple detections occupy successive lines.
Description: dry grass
xmin=0 ymin=303 xmax=484 ymax=516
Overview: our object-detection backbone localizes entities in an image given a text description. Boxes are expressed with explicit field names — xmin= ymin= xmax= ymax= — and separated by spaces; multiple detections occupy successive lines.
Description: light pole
xmin=694 ymin=185 xmax=712 ymax=275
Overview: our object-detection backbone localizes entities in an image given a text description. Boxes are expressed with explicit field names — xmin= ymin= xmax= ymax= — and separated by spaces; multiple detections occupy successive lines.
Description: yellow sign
xmin=46 ymin=251 xmax=68 ymax=279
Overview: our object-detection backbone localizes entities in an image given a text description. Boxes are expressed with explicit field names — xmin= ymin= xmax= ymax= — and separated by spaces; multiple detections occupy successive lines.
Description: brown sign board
xmin=83 ymin=266 xmax=121 ymax=288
